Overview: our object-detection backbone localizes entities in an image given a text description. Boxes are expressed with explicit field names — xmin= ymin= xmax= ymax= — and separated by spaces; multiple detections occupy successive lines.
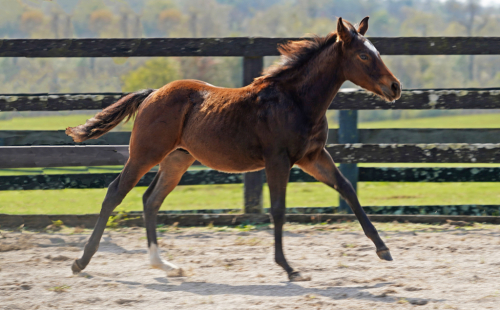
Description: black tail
xmin=66 ymin=89 xmax=155 ymax=143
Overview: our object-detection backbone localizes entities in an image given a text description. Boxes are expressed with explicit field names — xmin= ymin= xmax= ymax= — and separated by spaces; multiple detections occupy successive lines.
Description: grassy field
xmin=1 ymin=112 xmax=499 ymax=130
xmin=0 ymin=113 xmax=499 ymax=214
xmin=1 ymin=182 xmax=500 ymax=215
xmin=358 ymin=113 xmax=500 ymax=128
xmin=0 ymin=114 xmax=97 ymax=131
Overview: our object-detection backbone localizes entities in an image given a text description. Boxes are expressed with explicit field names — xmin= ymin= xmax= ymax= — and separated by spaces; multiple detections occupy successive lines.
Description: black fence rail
xmin=1 ymin=37 xmax=499 ymax=57
xmin=3 ymin=128 xmax=500 ymax=146
xmin=0 ymin=36 xmax=499 ymax=216
xmin=1 ymin=167 xmax=500 ymax=191
xmin=1 ymin=88 xmax=500 ymax=111
xmin=0 ymin=143 xmax=499 ymax=169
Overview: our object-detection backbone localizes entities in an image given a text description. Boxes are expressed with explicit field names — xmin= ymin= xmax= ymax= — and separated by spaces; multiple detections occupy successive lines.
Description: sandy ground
xmin=1 ymin=221 xmax=500 ymax=310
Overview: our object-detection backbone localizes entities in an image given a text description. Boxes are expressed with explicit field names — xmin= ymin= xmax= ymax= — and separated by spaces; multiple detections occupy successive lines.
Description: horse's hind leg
xmin=71 ymin=156 xmax=166 ymax=274
xmin=297 ymin=149 xmax=392 ymax=261
xmin=143 ymin=150 xmax=195 ymax=274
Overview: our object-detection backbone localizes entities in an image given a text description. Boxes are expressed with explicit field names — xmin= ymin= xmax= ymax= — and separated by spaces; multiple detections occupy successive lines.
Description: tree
xmin=89 ymin=9 xmax=114 ymax=36
xmin=157 ymin=9 xmax=183 ymax=37
xmin=20 ymin=11 xmax=44 ymax=37
xmin=88 ymin=9 xmax=115 ymax=37
xmin=444 ymin=0 xmax=489 ymax=80
xmin=121 ymin=58 xmax=181 ymax=92
xmin=141 ymin=0 xmax=177 ymax=37
xmin=72 ymin=0 xmax=109 ymax=37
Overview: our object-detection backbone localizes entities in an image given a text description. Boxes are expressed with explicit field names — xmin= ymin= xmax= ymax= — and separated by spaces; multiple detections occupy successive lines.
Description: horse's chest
xmin=287 ymin=122 xmax=328 ymax=159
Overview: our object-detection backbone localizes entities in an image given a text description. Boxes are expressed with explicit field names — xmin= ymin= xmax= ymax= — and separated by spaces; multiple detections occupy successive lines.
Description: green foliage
xmin=369 ymin=10 xmax=399 ymax=36
xmin=142 ymin=0 xmax=178 ymax=35
xmin=51 ymin=220 xmax=64 ymax=227
xmin=48 ymin=285 xmax=70 ymax=293
xmin=121 ymin=58 xmax=181 ymax=92
xmin=178 ymin=57 xmax=242 ymax=88
xmin=157 ymin=224 xmax=168 ymax=233
xmin=235 ymin=224 xmax=256 ymax=231
xmin=45 ymin=219 xmax=65 ymax=231
xmin=106 ymin=207 xmax=140 ymax=228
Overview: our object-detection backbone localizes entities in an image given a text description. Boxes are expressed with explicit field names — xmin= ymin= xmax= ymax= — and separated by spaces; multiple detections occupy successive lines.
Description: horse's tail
xmin=66 ymin=89 xmax=156 ymax=143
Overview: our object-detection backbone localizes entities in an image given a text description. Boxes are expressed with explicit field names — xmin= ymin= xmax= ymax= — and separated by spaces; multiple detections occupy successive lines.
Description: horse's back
xmin=129 ymin=78 xmax=265 ymax=172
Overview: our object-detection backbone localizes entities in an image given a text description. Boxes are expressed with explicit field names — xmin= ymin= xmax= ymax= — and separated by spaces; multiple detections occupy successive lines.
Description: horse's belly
xmin=182 ymin=145 xmax=264 ymax=173
xmin=180 ymin=110 xmax=265 ymax=172
xmin=188 ymin=149 xmax=264 ymax=173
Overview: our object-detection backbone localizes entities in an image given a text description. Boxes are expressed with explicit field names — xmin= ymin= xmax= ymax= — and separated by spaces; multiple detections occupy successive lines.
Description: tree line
xmin=0 ymin=0 xmax=499 ymax=122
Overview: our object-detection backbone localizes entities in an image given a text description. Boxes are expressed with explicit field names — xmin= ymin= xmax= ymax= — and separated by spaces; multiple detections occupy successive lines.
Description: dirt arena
xmin=1 ymin=221 xmax=499 ymax=309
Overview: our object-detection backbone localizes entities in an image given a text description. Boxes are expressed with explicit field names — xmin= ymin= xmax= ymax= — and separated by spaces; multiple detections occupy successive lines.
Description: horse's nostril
xmin=391 ymin=82 xmax=400 ymax=94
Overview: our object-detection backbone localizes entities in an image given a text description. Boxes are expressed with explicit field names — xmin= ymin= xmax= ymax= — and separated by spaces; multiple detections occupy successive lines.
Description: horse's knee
xmin=143 ymin=174 xmax=161 ymax=207
xmin=270 ymin=204 xmax=286 ymax=219
xmin=333 ymin=176 xmax=355 ymax=200
xmin=99 ymin=178 xmax=127 ymax=214
xmin=100 ymin=193 xmax=124 ymax=214
xmin=334 ymin=174 xmax=352 ymax=191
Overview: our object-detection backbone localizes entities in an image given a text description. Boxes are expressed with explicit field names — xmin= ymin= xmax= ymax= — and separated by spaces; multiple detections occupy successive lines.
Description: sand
xmin=1 ymin=221 xmax=500 ymax=309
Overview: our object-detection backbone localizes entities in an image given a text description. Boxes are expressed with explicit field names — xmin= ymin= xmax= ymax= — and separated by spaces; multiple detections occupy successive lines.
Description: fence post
xmin=243 ymin=56 xmax=264 ymax=214
xmin=338 ymin=110 xmax=359 ymax=214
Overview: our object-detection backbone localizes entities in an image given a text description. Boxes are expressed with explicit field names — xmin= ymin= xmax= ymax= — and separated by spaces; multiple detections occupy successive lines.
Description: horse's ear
xmin=358 ymin=16 xmax=369 ymax=36
xmin=337 ymin=17 xmax=352 ymax=43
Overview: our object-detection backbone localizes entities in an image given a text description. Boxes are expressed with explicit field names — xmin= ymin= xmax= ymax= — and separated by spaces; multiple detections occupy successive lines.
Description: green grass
xmin=359 ymin=113 xmax=500 ymax=128
xmin=0 ymin=113 xmax=134 ymax=131
xmin=1 ymin=182 xmax=499 ymax=215
xmin=1 ymin=112 xmax=499 ymax=131
xmin=0 ymin=114 xmax=96 ymax=131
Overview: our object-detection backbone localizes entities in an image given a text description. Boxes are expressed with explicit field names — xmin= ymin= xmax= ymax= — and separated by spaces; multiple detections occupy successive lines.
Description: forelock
xmin=362 ymin=37 xmax=379 ymax=55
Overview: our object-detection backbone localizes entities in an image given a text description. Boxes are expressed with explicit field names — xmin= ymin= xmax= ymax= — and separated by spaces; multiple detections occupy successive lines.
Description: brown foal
xmin=66 ymin=17 xmax=401 ymax=281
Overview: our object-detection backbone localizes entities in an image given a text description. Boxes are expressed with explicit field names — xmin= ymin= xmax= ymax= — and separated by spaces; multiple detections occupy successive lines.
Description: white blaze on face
xmin=364 ymin=39 xmax=379 ymax=57
xmin=149 ymin=243 xmax=178 ymax=271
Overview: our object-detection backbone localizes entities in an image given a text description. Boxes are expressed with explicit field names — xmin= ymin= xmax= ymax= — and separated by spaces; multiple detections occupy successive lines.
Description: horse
xmin=66 ymin=16 xmax=401 ymax=282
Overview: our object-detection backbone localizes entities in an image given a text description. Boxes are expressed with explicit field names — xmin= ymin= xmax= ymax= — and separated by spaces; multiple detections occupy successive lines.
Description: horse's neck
xmin=293 ymin=46 xmax=344 ymax=121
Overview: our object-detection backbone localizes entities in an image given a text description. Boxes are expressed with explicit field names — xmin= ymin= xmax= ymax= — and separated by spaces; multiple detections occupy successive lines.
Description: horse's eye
xmin=360 ymin=54 xmax=368 ymax=60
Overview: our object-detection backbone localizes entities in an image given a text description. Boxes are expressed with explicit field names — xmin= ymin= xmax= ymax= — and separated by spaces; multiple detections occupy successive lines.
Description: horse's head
xmin=337 ymin=17 xmax=401 ymax=102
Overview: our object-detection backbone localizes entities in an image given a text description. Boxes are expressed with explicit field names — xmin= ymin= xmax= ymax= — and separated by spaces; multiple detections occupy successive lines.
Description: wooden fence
xmin=1 ymin=37 xmax=500 ymax=216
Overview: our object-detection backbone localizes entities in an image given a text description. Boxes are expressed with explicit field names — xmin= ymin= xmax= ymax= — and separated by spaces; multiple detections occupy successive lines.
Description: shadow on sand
xmin=141 ymin=278 xmax=441 ymax=305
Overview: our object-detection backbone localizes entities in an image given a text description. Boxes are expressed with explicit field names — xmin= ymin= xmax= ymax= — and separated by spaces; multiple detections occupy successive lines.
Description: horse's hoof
xmin=71 ymin=259 xmax=83 ymax=274
xmin=289 ymin=272 xmax=312 ymax=282
xmin=377 ymin=249 xmax=393 ymax=261
xmin=167 ymin=268 xmax=185 ymax=277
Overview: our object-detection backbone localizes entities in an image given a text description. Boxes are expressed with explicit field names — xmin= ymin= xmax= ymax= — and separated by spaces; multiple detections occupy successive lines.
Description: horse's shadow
xmin=144 ymin=278 xmax=441 ymax=305
xmin=96 ymin=236 xmax=147 ymax=254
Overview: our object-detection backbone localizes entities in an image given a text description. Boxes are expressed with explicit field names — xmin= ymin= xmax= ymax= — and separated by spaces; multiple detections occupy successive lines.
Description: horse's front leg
xmin=265 ymin=155 xmax=311 ymax=281
xmin=297 ymin=148 xmax=392 ymax=261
